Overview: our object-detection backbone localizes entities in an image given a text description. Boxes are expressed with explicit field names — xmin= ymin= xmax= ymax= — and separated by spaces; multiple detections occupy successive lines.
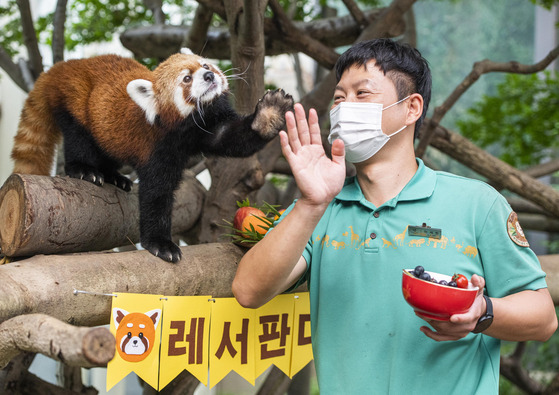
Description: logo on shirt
xmin=507 ymin=211 xmax=529 ymax=247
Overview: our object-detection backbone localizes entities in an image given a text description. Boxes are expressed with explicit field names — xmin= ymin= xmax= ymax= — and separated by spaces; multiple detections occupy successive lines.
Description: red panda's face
xmin=127 ymin=49 xmax=229 ymax=126
xmin=154 ymin=52 xmax=228 ymax=119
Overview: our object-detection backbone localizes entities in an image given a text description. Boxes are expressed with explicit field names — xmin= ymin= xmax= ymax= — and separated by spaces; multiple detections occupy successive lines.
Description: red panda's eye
xmin=139 ymin=332 xmax=144 ymax=339
xmin=183 ymin=75 xmax=192 ymax=83
xmin=127 ymin=332 xmax=132 ymax=338
xmin=203 ymin=64 xmax=209 ymax=70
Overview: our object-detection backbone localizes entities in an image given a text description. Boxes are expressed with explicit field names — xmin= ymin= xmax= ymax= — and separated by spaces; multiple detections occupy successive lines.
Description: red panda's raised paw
xmin=251 ymin=89 xmax=294 ymax=140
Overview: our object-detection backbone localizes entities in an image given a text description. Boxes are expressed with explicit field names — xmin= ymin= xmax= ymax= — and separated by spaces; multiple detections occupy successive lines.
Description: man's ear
xmin=406 ymin=93 xmax=424 ymax=126
xmin=127 ymin=79 xmax=157 ymax=125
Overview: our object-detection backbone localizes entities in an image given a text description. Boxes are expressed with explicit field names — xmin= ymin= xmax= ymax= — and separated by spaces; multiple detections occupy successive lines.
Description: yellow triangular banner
xmin=106 ymin=293 xmax=163 ymax=391
xmin=159 ymin=295 xmax=212 ymax=390
xmin=209 ymin=298 xmax=256 ymax=388
xmin=254 ymin=294 xmax=295 ymax=378
xmin=289 ymin=292 xmax=313 ymax=378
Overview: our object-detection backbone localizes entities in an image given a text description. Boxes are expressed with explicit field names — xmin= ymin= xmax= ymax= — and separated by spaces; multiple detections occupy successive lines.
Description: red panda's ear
xmin=145 ymin=309 xmax=162 ymax=330
xmin=113 ymin=308 xmax=129 ymax=329
xmin=181 ymin=48 xmax=194 ymax=55
xmin=127 ymin=79 xmax=157 ymax=125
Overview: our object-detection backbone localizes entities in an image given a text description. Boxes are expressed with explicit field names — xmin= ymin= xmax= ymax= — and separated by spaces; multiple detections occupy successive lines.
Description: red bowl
xmin=402 ymin=269 xmax=478 ymax=321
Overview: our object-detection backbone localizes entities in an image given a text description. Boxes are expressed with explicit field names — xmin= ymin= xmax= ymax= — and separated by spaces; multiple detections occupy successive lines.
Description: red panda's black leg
xmin=57 ymin=111 xmax=132 ymax=191
xmin=136 ymin=164 xmax=183 ymax=263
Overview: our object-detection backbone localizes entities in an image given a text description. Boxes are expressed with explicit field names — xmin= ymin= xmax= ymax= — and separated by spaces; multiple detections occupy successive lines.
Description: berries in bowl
xmin=402 ymin=266 xmax=479 ymax=321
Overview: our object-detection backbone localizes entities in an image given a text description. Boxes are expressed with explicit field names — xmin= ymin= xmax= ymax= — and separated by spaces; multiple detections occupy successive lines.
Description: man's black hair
xmin=334 ymin=38 xmax=432 ymax=138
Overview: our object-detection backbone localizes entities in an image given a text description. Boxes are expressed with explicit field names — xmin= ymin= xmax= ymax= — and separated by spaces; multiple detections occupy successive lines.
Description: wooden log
xmin=539 ymin=255 xmax=559 ymax=306
xmin=0 ymin=314 xmax=115 ymax=369
xmin=518 ymin=214 xmax=559 ymax=233
xmin=0 ymin=243 xmax=244 ymax=327
xmin=0 ymin=171 xmax=205 ymax=257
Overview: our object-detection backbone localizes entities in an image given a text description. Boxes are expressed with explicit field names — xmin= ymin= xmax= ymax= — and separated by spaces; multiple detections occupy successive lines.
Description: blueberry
xmin=419 ymin=272 xmax=431 ymax=281
xmin=413 ymin=266 xmax=425 ymax=277
xmin=448 ymin=281 xmax=457 ymax=287
xmin=439 ymin=280 xmax=448 ymax=286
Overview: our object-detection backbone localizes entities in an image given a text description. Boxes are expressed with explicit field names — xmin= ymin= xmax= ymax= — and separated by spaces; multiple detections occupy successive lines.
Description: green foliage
xmin=0 ymin=0 xmax=24 ymax=57
xmin=0 ymin=0 xmax=191 ymax=58
xmin=65 ymin=0 xmax=151 ymax=50
xmin=530 ymin=0 xmax=559 ymax=10
xmin=456 ymin=72 xmax=559 ymax=167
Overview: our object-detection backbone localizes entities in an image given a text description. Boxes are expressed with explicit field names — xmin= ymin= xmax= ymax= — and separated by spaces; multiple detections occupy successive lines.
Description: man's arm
xmin=232 ymin=103 xmax=346 ymax=308
xmin=232 ymin=200 xmax=324 ymax=308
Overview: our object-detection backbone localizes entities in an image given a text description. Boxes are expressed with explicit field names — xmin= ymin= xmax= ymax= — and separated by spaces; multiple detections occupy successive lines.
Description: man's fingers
xmin=331 ymin=139 xmax=345 ymax=164
xmin=308 ymin=108 xmax=322 ymax=145
xmin=294 ymin=103 xmax=311 ymax=146
xmin=284 ymin=110 xmax=302 ymax=153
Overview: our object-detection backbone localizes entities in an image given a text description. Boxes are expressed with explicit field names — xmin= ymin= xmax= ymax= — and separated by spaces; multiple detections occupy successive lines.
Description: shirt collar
xmin=335 ymin=158 xmax=436 ymax=208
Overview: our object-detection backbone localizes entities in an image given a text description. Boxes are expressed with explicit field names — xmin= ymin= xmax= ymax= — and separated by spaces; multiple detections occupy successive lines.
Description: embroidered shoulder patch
xmin=507 ymin=211 xmax=529 ymax=247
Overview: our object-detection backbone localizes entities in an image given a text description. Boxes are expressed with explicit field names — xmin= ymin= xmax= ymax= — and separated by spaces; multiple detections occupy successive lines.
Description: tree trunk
xmin=0 ymin=243 xmax=244 ymax=327
xmin=0 ymin=314 xmax=114 ymax=369
xmin=197 ymin=1 xmax=270 ymax=244
xmin=0 ymin=171 xmax=205 ymax=257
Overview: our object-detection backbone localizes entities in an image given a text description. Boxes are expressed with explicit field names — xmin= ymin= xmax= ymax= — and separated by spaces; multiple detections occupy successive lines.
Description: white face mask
xmin=328 ymin=96 xmax=409 ymax=163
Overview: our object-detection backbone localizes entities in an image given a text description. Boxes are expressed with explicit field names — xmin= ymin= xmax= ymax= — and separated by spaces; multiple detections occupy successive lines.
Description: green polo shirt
xmin=282 ymin=159 xmax=547 ymax=395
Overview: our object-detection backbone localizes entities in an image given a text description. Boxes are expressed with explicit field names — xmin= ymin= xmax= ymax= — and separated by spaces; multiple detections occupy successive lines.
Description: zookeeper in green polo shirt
xmin=232 ymin=38 xmax=558 ymax=394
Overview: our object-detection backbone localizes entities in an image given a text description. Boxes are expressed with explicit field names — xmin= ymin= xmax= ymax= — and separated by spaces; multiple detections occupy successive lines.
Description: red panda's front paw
xmin=252 ymin=89 xmax=294 ymax=140
xmin=141 ymin=238 xmax=182 ymax=263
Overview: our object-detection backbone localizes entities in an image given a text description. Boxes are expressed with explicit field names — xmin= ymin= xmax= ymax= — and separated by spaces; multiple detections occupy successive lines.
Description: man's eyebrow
xmin=352 ymin=78 xmax=378 ymax=89
xmin=335 ymin=78 xmax=379 ymax=91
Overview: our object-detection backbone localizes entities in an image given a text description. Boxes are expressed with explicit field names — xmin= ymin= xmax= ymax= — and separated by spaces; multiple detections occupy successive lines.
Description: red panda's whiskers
xmin=224 ymin=64 xmax=250 ymax=86
xmin=193 ymin=101 xmax=212 ymax=134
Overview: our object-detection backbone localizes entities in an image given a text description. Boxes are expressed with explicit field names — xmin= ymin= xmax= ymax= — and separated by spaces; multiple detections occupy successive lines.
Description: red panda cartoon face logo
xmin=113 ymin=308 xmax=161 ymax=362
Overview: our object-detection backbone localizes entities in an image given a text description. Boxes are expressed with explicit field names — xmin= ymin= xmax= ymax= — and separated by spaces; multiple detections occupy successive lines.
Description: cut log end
xmin=0 ymin=175 xmax=25 ymax=255
xmin=81 ymin=327 xmax=115 ymax=366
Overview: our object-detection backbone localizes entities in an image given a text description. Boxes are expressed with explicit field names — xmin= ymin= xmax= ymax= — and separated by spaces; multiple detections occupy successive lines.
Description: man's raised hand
xmin=280 ymin=103 xmax=346 ymax=206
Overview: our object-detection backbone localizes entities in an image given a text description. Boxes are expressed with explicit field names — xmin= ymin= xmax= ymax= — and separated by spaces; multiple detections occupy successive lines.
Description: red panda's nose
xmin=204 ymin=71 xmax=215 ymax=83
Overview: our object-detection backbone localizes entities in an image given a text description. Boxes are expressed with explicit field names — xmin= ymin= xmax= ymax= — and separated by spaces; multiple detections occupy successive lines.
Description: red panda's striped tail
xmin=11 ymin=92 xmax=61 ymax=175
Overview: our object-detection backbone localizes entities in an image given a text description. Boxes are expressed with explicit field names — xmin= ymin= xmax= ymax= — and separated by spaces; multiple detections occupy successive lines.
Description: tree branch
xmin=416 ymin=45 xmax=559 ymax=157
xmin=500 ymin=342 xmax=544 ymax=394
xmin=0 ymin=314 xmax=114 ymax=369
xmin=0 ymin=47 xmax=27 ymax=92
xmin=15 ymin=0 xmax=43 ymax=79
xmin=268 ymin=0 xmax=339 ymax=69
xmin=524 ymin=158 xmax=559 ymax=179
xmin=429 ymin=122 xmax=559 ymax=217
xmin=342 ymin=0 xmax=368 ymax=28
xmin=52 ymin=0 xmax=68 ymax=64
xmin=143 ymin=0 xmax=165 ymax=25
xmin=119 ymin=8 xmax=384 ymax=60
xmin=195 ymin=0 xmax=226 ymax=20
xmin=359 ymin=0 xmax=417 ymax=40
xmin=0 ymin=242 xmax=245 ymax=327
xmin=184 ymin=2 xmax=214 ymax=54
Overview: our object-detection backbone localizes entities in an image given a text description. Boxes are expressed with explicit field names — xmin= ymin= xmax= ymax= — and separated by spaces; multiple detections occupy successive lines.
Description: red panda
xmin=11 ymin=48 xmax=293 ymax=262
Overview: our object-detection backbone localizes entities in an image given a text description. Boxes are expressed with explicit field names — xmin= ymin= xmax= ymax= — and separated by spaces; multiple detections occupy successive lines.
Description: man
xmin=232 ymin=39 xmax=557 ymax=394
